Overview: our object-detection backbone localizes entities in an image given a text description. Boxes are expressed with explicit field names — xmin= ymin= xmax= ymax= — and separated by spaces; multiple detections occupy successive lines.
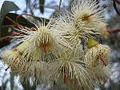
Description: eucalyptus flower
xmin=1 ymin=20 xmax=71 ymax=81
xmin=55 ymin=0 xmax=108 ymax=45
xmin=21 ymin=22 xmax=72 ymax=62
xmin=49 ymin=51 xmax=96 ymax=90
xmin=85 ymin=44 xmax=110 ymax=67
xmin=71 ymin=0 xmax=108 ymax=37
xmin=1 ymin=0 xmax=111 ymax=89
xmin=85 ymin=42 xmax=111 ymax=81
xmin=19 ymin=61 xmax=49 ymax=84
xmin=54 ymin=20 xmax=83 ymax=48
xmin=2 ymin=49 xmax=24 ymax=73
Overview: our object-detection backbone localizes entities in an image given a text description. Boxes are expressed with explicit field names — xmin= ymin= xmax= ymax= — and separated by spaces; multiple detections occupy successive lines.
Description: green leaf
xmin=0 ymin=1 xmax=19 ymax=38
xmin=2 ymin=13 xmax=49 ymax=31
xmin=39 ymin=0 xmax=45 ymax=13
xmin=2 ymin=13 xmax=36 ymax=28
xmin=59 ymin=0 xmax=62 ymax=10
xmin=26 ymin=0 xmax=31 ymax=8
xmin=0 ymin=1 xmax=19 ymax=16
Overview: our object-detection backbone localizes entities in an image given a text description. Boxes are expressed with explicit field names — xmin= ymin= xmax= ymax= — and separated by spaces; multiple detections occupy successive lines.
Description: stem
xmin=0 ymin=36 xmax=11 ymax=41
xmin=0 ymin=32 xmax=21 ymax=41
xmin=2 ymin=25 xmax=18 ymax=28
xmin=5 ymin=67 xmax=9 ymax=71
xmin=64 ymin=68 xmax=67 ymax=84
xmin=100 ymin=57 xmax=107 ymax=66
xmin=59 ymin=0 xmax=62 ymax=11
xmin=107 ymin=28 xmax=120 ymax=34
xmin=5 ymin=16 xmax=20 ymax=27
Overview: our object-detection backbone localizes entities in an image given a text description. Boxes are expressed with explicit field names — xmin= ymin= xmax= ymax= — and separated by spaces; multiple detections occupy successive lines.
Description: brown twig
xmin=2 ymin=25 xmax=18 ymax=28
xmin=0 ymin=31 xmax=22 ymax=41
xmin=107 ymin=28 xmax=120 ymax=34
xmin=0 ymin=36 xmax=11 ymax=41
xmin=5 ymin=16 xmax=20 ymax=27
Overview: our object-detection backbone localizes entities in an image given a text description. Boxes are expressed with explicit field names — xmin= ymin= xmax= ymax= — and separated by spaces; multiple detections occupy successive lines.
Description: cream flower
xmin=1 ymin=0 xmax=111 ymax=89
xmin=55 ymin=0 xmax=108 ymax=43
xmin=71 ymin=0 xmax=107 ymax=36
xmin=85 ymin=44 xmax=111 ymax=81
xmin=21 ymin=23 xmax=72 ymax=62
xmin=1 ymin=20 xmax=72 ymax=83
xmin=85 ymin=44 xmax=110 ymax=67
xmin=19 ymin=61 xmax=49 ymax=84
xmin=54 ymin=21 xmax=82 ymax=48
xmin=48 ymin=51 xmax=96 ymax=90
xmin=2 ymin=49 xmax=25 ymax=73
xmin=2 ymin=46 xmax=49 ymax=83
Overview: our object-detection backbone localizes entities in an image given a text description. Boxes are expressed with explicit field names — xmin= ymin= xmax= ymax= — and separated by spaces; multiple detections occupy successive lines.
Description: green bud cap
xmin=87 ymin=38 xmax=99 ymax=48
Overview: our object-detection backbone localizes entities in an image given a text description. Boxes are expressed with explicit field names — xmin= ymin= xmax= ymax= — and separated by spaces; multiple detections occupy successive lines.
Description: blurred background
xmin=0 ymin=0 xmax=120 ymax=90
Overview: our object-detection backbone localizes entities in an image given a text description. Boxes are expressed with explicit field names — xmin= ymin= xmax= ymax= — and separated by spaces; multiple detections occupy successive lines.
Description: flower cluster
xmin=1 ymin=0 xmax=111 ymax=90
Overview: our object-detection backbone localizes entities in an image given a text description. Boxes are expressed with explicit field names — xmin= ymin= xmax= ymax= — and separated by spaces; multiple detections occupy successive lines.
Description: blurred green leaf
xmin=0 ymin=1 xmax=19 ymax=47
xmin=0 ymin=1 xmax=19 ymax=38
xmin=26 ymin=0 xmax=31 ymax=8
xmin=59 ymin=0 xmax=62 ymax=10
xmin=0 ymin=1 xmax=19 ymax=16
xmin=2 ymin=13 xmax=35 ymax=28
xmin=39 ymin=0 xmax=45 ymax=13
xmin=26 ymin=0 xmax=30 ymax=5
